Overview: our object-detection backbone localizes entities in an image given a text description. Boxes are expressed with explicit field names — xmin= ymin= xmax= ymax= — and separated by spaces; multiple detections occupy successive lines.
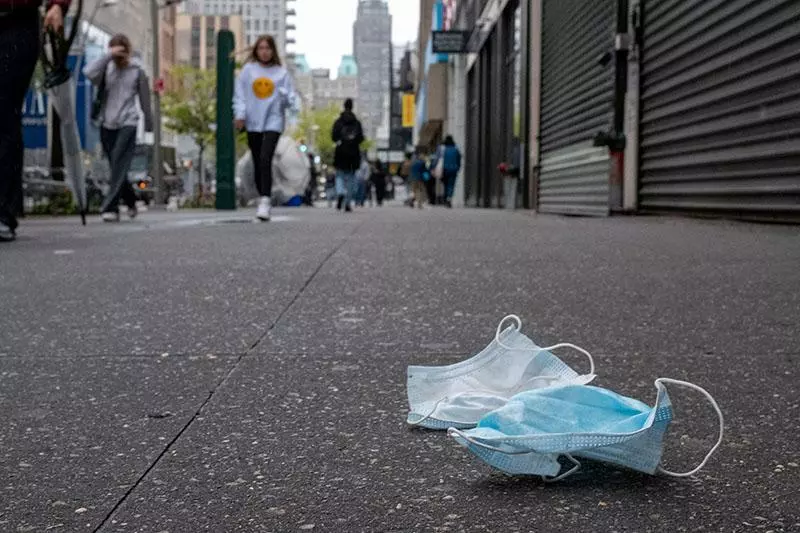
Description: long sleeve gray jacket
xmin=83 ymin=54 xmax=153 ymax=132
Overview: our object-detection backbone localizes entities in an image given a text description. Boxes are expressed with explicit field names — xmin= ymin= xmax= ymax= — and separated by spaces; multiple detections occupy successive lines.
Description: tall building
xmin=175 ymin=15 xmax=246 ymax=70
xmin=293 ymin=56 xmax=359 ymax=112
xmin=353 ymin=0 xmax=392 ymax=142
xmin=182 ymin=0 xmax=295 ymax=54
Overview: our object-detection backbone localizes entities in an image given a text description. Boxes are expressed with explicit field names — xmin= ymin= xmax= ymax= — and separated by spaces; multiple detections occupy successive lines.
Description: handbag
xmin=90 ymin=64 xmax=107 ymax=125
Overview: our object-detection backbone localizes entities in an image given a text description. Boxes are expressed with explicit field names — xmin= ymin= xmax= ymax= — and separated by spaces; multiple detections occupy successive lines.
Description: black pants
xmin=425 ymin=177 xmax=437 ymax=205
xmin=247 ymin=131 xmax=281 ymax=198
xmin=100 ymin=126 xmax=138 ymax=213
xmin=371 ymin=176 xmax=385 ymax=206
xmin=0 ymin=10 xmax=39 ymax=231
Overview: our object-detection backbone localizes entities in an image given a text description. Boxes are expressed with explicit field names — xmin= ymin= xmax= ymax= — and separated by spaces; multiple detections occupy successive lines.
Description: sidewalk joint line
xmin=92 ymin=219 xmax=365 ymax=532
xmin=245 ymin=218 xmax=366 ymax=353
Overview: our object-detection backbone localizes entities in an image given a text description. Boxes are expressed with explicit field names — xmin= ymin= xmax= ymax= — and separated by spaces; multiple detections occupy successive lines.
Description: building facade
xmin=292 ymin=57 xmax=360 ymax=112
xmin=175 ymin=14 xmax=245 ymax=70
xmin=424 ymin=0 xmax=800 ymax=221
xmin=353 ymin=0 xmax=392 ymax=142
xmin=182 ymin=0 xmax=295 ymax=54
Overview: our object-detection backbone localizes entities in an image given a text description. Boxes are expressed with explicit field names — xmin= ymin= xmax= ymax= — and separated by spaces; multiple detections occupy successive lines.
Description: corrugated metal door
xmin=537 ymin=0 xmax=615 ymax=216
xmin=639 ymin=0 xmax=800 ymax=221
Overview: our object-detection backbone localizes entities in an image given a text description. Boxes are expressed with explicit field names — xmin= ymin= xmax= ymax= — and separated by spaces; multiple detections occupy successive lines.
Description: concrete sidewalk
xmin=1 ymin=206 xmax=798 ymax=532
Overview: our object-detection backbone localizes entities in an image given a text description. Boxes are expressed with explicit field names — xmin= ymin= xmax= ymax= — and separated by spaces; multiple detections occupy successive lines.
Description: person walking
xmin=325 ymin=170 xmax=336 ymax=207
xmin=0 ymin=0 xmax=68 ymax=240
xmin=399 ymin=152 xmax=413 ymax=207
xmin=84 ymin=34 xmax=153 ymax=222
xmin=234 ymin=34 xmax=296 ymax=222
xmin=331 ymin=98 xmax=364 ymax=212
xmin=432 ymin=135 xmax=462 ymax=208
xmin=356 ymin=153 xmax=370 ymax=207
xmin=370 ymin=159 xmax=387 ymax=207
xmin=409 ymin=148 xmax=429 ymax=209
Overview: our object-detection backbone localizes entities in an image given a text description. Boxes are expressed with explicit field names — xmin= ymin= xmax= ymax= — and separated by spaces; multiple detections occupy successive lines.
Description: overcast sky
xmin=293 ymin=0 xmax=419 ymax=75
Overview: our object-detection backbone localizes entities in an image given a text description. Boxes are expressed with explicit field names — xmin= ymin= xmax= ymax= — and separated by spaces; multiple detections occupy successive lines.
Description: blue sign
xmin=22 ymin=54 xmax=98 ymax=152
xmin=22 ymin=87 xmax=49 ymax=149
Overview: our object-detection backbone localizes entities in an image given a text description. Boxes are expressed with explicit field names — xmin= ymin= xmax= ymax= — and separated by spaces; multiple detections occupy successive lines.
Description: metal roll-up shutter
xmin=538 ymin=0 xmax=615 ymax=216
xmin=639 ymin=0 xmax=800 ymax=221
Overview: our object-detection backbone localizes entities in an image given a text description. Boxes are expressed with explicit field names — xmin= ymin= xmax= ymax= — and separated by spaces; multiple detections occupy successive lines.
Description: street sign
xmin=22 ymin=89 xmax=48 ymax=149
xmin=431 ymin=31 xmax=471 ymax=54
xmin=402 ymin=93 xmax=415 ymax=128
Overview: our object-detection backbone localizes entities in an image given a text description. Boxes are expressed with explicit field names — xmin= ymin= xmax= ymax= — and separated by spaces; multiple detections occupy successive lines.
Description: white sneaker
xmin=101 ymin=212 xmax=120 ymax=223
xmin=256 ymin=196 xmax=271 ymax=222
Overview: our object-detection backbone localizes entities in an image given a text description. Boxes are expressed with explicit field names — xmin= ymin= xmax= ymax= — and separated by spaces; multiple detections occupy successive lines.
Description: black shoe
xmin=345 ymin=204 xmax=353 ymax=213
xmin=445 ymin=200 xmax=452 ymax=208
xmin=337 ymin=196 xmax=344 ymax=211
xmin=0 ymin=222 xmax=16 ymax=242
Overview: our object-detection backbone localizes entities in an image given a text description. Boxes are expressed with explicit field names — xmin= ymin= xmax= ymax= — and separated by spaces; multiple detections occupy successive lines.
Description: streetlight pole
xmin=150 ymin=0 xmax=164 ymax=205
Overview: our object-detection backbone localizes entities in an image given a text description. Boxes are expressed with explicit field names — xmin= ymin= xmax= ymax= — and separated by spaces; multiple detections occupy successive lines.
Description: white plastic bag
xmin=235 ymin=135 xmax=311 ymax=205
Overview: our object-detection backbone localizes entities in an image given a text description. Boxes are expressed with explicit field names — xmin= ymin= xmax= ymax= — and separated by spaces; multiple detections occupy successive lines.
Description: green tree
xmin=293 ymin=104 xmax=340 ymax=165
xmin=163 ymin=66 xmax=217 ymax=196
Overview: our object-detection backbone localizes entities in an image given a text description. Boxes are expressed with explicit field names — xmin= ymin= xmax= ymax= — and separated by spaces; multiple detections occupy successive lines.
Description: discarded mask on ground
xmin=448 ymin=378 xmax=724 ymax=481
xmin=406 ymin=315 xmax=597 ymax=429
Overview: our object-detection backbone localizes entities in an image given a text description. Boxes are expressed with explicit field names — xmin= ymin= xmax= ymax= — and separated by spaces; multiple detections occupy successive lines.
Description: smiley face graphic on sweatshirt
xmin=252 ymin=77 xmax=275 ymax=99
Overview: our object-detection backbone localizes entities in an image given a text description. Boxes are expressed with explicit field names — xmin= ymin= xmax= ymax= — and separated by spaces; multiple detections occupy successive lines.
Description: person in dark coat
xmin=331 ymin=98 xmax=364 ymax=212
xmin=430 ymin=135 xmax=462 ymax=208
xmin=0 ymin=0 xmax=69 ymax=241
xmin=370 ymin=159 xmax=387 ymax=207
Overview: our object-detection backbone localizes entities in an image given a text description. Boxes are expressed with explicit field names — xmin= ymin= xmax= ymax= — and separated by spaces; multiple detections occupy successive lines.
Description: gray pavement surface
xmin=1 ymin=206 xmax=798 ymax=532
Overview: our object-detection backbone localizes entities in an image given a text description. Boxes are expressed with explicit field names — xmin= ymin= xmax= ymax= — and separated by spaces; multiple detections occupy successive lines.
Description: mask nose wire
xmin=654 ymin=378 xmax=725 ymax=478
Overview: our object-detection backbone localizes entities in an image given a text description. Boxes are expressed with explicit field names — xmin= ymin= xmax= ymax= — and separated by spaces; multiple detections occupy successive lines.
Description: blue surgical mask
xmin=449 ymin=378 xmax=724 ymax=481
xmin=407 ymin=315 xmax=597 ymax=430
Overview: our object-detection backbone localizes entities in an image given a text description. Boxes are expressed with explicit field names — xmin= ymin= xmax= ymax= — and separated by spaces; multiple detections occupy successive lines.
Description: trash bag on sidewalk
xmin=236 ymin=135 xmax=311 ymax=206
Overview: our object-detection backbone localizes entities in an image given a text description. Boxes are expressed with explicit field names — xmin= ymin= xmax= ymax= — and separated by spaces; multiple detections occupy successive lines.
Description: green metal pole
xmin=216 ymin=30 xmax=236 ymax=210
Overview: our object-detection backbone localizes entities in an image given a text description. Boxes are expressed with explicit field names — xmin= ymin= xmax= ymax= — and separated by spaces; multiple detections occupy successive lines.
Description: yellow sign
xmin=252 ymin=77 xmax=275 ymax=99
xmin=402 ymin=93 xmax=416 ymax=128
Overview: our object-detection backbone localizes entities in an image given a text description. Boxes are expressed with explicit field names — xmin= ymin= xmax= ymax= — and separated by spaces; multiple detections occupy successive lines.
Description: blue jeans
xmin=335 ymin=171 xmax=356 ymax=206
xmin=444 ymin=170 xmax=458 ymax=200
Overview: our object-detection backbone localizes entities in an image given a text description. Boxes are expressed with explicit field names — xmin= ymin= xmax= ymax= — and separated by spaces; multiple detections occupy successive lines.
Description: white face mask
xmin=406 ymin=315 xmax=597 ymax=429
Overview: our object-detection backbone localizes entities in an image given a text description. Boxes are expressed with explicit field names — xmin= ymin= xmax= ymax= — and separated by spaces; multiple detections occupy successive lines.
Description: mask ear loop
xmin=447 ymin=428 xmax=582 ymax=482
xmin=654 ymin=378 xmax=724 ymax=478
xmin=495 ymin=315 xmax=596 ymax=377
xmin=409 ymin=315 xmax=597 ymax=427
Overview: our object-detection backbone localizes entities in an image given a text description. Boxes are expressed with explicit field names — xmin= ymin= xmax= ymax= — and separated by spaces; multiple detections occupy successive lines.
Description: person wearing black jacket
xmin=370 ymin=159 xmax=387 ymax=207
xmin=0 ymin=0 xmax=69 ymax=241
xmin=331 ymin=98 xmax=364 ymax=212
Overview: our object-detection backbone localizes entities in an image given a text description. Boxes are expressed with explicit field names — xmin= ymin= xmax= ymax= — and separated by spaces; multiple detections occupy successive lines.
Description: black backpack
xmin=340 ymin=122 xmax=360 ymax=146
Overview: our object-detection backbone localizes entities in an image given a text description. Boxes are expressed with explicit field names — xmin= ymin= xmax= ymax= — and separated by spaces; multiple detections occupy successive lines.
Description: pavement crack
xmin=93 ymin=352 xmax=244 ymax=533
xmin=92 ymin=219 xmax=366 ymax=532
xmin=245 ymin=218 xmax=367 ymax=353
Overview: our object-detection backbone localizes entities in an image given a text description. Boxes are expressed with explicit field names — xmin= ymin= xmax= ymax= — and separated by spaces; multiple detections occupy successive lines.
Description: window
xmin=207 ymin=25 xmax=215 ymax=46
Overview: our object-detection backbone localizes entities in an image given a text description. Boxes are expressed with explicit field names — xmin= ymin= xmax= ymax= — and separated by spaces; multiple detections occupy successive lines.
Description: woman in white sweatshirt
xmin=234 ymin=34 xmax=296 ymax=221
